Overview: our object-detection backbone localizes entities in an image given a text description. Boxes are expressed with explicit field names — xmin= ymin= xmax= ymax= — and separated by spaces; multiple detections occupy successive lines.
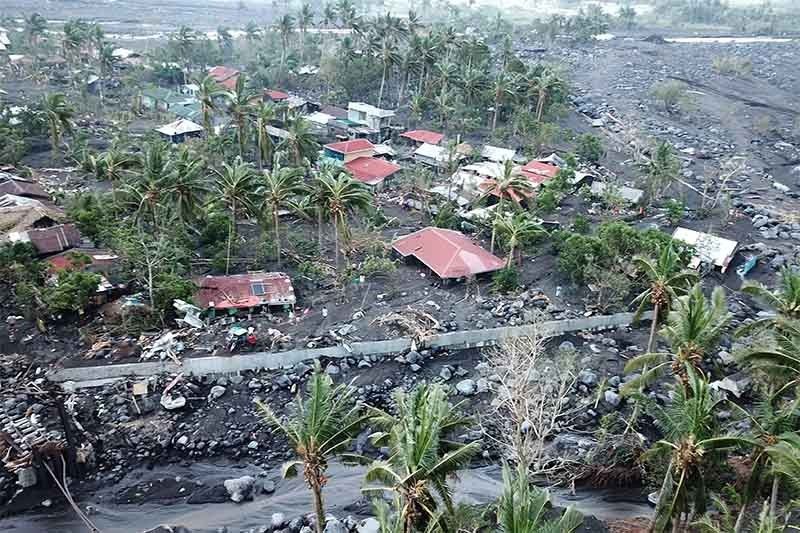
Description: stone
xmin=325 ymin=364 xmax=340 ymax=376
xmin=323 ymin=517 xmax=347 ymax=533
xmin=272 ymin=513 xmax=287 ymax=528
xmin=177 ymin=435 xmax=189 ymax=446
xmin=17 ymin=467 xmax=37 ymax=488
xmin=455 ymin=379 xmax=476 ymax=396
xmin=160 ymin=394 xmax=187 ymax=410
xmin=439 ymin=366 xmax=452 ymax=381
xmin=604 ymin=390 xmax=622 ymax=408
xmin=223 ymin=475 xmax=256 ymax=503
xmin=357 ymin=518 xmax=380 ymax=533
xmin=405 ymin=350 xmax=422 ymax=364
xmin=262 ymin=480 xmax=276 ymax=494
xmin=578 ymin=370 xmax=598 ymax=387
xmin=208 ymin=386 xmax=226 ymax=401
xmin=476 ymin=378 xmax=490 ymax=394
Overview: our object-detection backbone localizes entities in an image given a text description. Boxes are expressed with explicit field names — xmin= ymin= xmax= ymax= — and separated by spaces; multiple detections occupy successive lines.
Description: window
xmin=251 ymin=283 xmax=266 ymax=296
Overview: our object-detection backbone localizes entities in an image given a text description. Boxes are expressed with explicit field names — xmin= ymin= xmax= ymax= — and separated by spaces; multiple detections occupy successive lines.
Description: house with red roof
xmin=194 ymin=272 xmax=296 ymax=311
xmin=264 ymin=89 xmax=289 ymax=102
xmin=400 ymin=129 xmax=444 ymax=146
xmin=392 ymin=227 xmax=505 ymax=280
xmin=323 ymin=139 xmax=376 ymax=163
xmin=208 ymin=66 xmax=240 ymax=91
xmin=344 ymin=157 xmax=401 ymax=187
xmin=520 ymin=160 xmax=560 ymax=185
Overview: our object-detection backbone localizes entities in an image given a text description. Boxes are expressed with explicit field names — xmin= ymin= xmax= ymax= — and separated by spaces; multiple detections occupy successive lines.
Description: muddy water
xmin=1 ymin=463 xmax=651 ymax=533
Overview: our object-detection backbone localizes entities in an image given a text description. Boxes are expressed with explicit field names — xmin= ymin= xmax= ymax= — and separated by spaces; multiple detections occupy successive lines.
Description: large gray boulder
xmin=223 ymin=475 xmax=256 ymax=503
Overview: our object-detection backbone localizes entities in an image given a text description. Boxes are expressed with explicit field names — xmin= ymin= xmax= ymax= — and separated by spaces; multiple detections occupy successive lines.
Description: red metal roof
xmin=24 ymin=223 xmax=81 ymax=255
xmin=324 ymin=139 xmax=375 ymax=154
xmin=193 ymin=273 xmax=296 ymax=310
xmin=265 ymin=89 xmax=289 ymax=101
xmin=401 ymin=129 xmax=444 ymax=145
xmin=520 ymin=161 xmax=559 ymax=184
xmin=47 ymin=248 xmax=118 ymax=272
xmin=344 ymin=157 xmax=401 ymax=185
xmin=393 ymin=227 xmax=505 ymax=279
xmin=208 ymin=66 xmax=239 ymax=82
xmin=0 ymin=179 xmax=49 ymax=200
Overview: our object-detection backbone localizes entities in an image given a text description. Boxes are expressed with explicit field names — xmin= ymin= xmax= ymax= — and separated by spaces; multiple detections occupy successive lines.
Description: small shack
xmin=672 ymin=227 xmax=738 ymax=273
xmin=156 ymin=119 xmax=204 ymax=143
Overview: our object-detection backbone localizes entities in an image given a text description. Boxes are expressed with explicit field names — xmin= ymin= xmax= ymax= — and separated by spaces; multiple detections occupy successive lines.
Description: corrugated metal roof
xmin=401 ymin=129 xmax=444 ymax=145
xmin=194 ymin=272 xmax=296 ymax=309
xmin=672 ymin=227 xmax=738 ymax=272
xmin=265 ymin=89 xmax=289 ymax=101
xmin=520 ymin=161 xmax=559 ymax=184
xmin=17 ymin=223 xmax=82 ymax=255
xmin=324 ymin=139 xmax=375 ymax=154
xmin=393 ymin=227 xmax=505 ymax=279
xmin=481 ymin=145 xmax=516 ymax=162
xmin=208 ymin=66 xmax=239 ymax=82
xmin=0 ymin=179 xmax=49 ymax=200
xmin=345 ymin=157 xmax=401 ymax=185
xmin=156 ymin=118 xmax=204 ymax=136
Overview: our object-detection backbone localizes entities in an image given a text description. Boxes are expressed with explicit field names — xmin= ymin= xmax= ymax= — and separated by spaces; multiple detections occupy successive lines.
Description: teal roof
xmin=141 ymin=87 xmax=173 ymax=101
xmin=172 ymin=103 xmax=202 ymax=121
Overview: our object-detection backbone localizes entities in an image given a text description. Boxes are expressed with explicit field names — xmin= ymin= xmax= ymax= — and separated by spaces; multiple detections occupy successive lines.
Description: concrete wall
xmin=49 ymin=311 xmax=650 ymax=385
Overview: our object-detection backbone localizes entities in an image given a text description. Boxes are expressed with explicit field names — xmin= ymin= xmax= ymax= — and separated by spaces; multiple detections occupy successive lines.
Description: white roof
xmin=297 ymin=65 xmax=319 ymax=75
xmin=285 ymin=95 xmax=307 ymax=109
xmin=462 ymin=161 xmax=511 ymax=179
xmin=481 ymin=145 xmax=516 ymax=162
xmin=156 ymin=118 xmax=204 ymax=136
xmin=348 ymin=101 xmax=395 ymax=118
xmin=672 ymin=227 xmax=738 ymax=272
xmin=111 ymin=47 xmax=136 ymax=58
xmin=590 ymin=181 xmax=644 ymax=204
xmin=265 ymin=125 xmax=290 ymax=139
xmin=537 ymin=153 xmax=565 ymax=167
xmin=307 ymin=111 xmax=335 ymax=125
xmin=9 ymin=54 xmax=25 ymax=62
xmin=0 ymin=194 xmax=47 ymax=208
xmin=414 ymin=142 xmax=447 ymax=162
xmin=372 ymin=144 xmax=395 ymax=157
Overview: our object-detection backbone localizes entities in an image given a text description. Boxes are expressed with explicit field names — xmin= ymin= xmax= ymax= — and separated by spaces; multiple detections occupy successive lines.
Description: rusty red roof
xmin=265 ymin=89 xmax=289 ymax=101
xmin=324 ymin=139 xmax=375 ymax=154
xmin=401 ymin=129 xmax=444 ymax=145
xmin=0 ymin=179 xmax=49 ymax=200
xmin=393 ymin=227 xmax=505 ymax=279
xmin=23 ymin=223 xmax=81 ymax=255
xmin=520 ymin=161 xmax=559 ymax=184
xmin=194 ymin=272 xmax=296 ymax=310
xmin=47 ymin=248 xmax=119 ymax=272
xmin=208 ymin=66 xmax=239 ymax=81
xmin=344 ymin=157 xmax=401 ymax=185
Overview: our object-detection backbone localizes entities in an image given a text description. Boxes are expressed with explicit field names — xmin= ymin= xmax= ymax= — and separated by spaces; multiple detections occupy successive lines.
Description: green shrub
xmin=557 ymin=234 xmax=609 ymax=283
xmin=577 ymin=133 xmax=604 ymax=163
xmin=712 ymin=55 xmax=752 ymax=77
xmin=152 ymin=273 xmax=196 ymax=316
xmin=491 ymin=267 xmax=520 ymax=293
xmin=43 ymin=270 xmax=102 ymax=315
xmin=572 ymin=214 xmax=590 ymax=234
xmin=360 ymin=255 xmax=397 ymax=279
xmin=665 ymin=199 xmax=685 ymax=225
xmin=535 ymin=189 xmax=558 ymax=214
xmin=433 ymin=202 xmax=461 ymax=230
xmin=652 ymin=80 xmax=688 ymax=113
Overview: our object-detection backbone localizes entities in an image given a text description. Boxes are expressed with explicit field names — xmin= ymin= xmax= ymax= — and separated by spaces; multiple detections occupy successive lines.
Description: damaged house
xmin=193 ymin=272 xmax=296 ymax=312
xmin=0 ymin=200 xmax=82 ymax=255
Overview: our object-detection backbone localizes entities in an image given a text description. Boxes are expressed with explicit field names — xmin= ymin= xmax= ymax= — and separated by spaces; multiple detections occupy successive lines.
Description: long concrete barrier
xmin=48 ymin=311 xmax=650 ymax=384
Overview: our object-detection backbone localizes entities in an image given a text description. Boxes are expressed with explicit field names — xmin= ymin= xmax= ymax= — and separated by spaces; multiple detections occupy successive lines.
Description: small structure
xmin=401 ymin=129 xmax=444 ymax=146
xmin=320 ymin=105 xmax=348 ymax=120
xmin=264 ymin=89 xmax=289 ymax=103
xmin=520 ymin=160 xmax=560 ymax=185
xmin=392 ymin=227 xmax=505 ymax=280
xmin=345 ymin=157 xmax=401 ymax=187
xmin=208 ymin=66 xmax=240 ymax=90
xmin=481 ymin=145 xmax=516 ymax=163
xmin=347 ymin=102 xmax=395 ymax=131
xmin=323 ymin=139 xmax=376 ymax=163
xmin=6 ymin=221 xmax=81 ymax=255
xmin=672 ymin=227 xmax=738 ymax=273
xmin=0 ymin=177 xmax=49 ymax=200
xmin=140 ymin=87 xmax=173 ymax=112
xmin=590 ymin=181 xmax=644 ymax=204
xmin=194 ymin=273 xmax=296 ymax=311
xmin=172 ymin=102 xmax=203 ymax=123
xmin=156 ymin=118 xmax=204 ymax=143
xmin=47 ymin=248 xmax=123 ymax=302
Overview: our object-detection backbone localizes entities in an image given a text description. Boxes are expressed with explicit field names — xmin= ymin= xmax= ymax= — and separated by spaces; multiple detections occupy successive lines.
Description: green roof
xmin=141 ymin=87 xmax=173 ymax=101
xmin=172 ymin=102 xmax=202 ymax=121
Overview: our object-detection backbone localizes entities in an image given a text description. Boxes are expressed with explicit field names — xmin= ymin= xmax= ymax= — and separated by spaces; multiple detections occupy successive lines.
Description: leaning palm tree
xmin=737 ymin=267 xmax=800 ymax=338
xmin=316 ymin=172 xmax=372 ymax=267
xmin=623 ymin=284 xmax=730 ymax=394
xmin=494 ymin=212 xmax=545 ymax=269
xmin=257 ymin=165 xmax=305 ymax=267
xmin=194 ymin=75 xmax=223 ymax=135
xmin=119 ymin=141 xmax=172 ymax=231
xmin=278 ymin=116 xmax=320 ymax=167
xmin=212 ymin=158 xmax=257 ymax=274
xmin=97 ymin=42 xmax=118 ymax=105
xmin=276 ymin=14 xmax=296 ymax=81
xmin=42 ymin=93 xmax=74 ymax=156
xmin=631 ymin=244 xmax=698 ymax=353
xmin=647 ymin=368 xmax=755 ymax=533
xmin=528 ymin=66 xmax=565 ymax=122
xmin=363 ymin=384 xmax=481 ymax=533
xmin=297 ymin=3 xmax=314 ymax=62
xmin=491 ymin=71 xmax=518 ymax=132
xmin=479 ymin=160 xmax=534 ymax=253
xmin=497 ymin=463 xmax=583 ymax=533
xmin=25 ymin=13 xmax=48 ymax=47
xmin=163 ymin=145 xmax=210 ymax=230
xmin=252 ymin=101 xmax=278 ymax=170
xmin=224 ymin=75 xmax=259 ymax=158
xmin=256 ymin=363 xmax=368 ymax=533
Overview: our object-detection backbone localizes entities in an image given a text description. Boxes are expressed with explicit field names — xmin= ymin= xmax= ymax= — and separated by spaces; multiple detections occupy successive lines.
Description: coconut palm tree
xmin=297 ymin=4 xmax=314 ymax=62
xmin=737 ymin=267 xmax=800 ymax=338
xmin=316 ymin=171 xmax=371 ymax=267
xmin=256 ymin=363 xmax=368 ymax=533
xmin=363 ymin=384 xmax=481 ymax=533
xmin=322 ymin=4 xmax=337 ymax=27
xmin=172 ymin=26 xmax=196 ymax=81
xmin=96 ymin=147 xmax=135 ymax=183
xmin=194 ymin=75 xmax=223 ymax=135
xmin=252 ymin=101 xmax=278 ymax=170
xmin=97 ymin=42 xmax=118 ymax=105
xmin=257 ymin=165 xmax=305 ymax=266
xmin=276 ymin=14 xmax=296 ymax=81
xmin=120 ymin=141 xmax=172 ymax=231
xmin=491 ymin=71 xmax=518 ymax=132
xmin=623 ymin=284 xmax=731 ymax=394
xmin=212 ymin=158 xmax=257 ymax=274
xmin=225 ymin=75 xmax=259 ymax=158
xmin=497 ymin=463 xmax=583 ymax=533
xmin=375 ymin=38 xmax=400 ymax=108
xmin=494 ymin=213 xmax=545 ymax=269
xmin=479 ymin=160 xmax=534 ymax=253
xmin=278 ymin=116 xmax=319 ymax=167
xmin=647 ymin=368 xmax=755 ymax=533
xmin=244 ymin=21 xmax=262 ymax=42
xmin=217 ymin=26 xmax=234 ymax=59
xmin=528 ymin=66 xmax=565 ymax=122
xmin=631 ymin=244 xmax=698 ymax=353
xmin=24 ymin=13 xmax=48 ymax=47
xmin=164 ymin=145 xmax=210 ymax=230
xmin=41 ymin=93 xmax=74 ymax=156
xmin=335 ymin=0 xmax=356 ymax=28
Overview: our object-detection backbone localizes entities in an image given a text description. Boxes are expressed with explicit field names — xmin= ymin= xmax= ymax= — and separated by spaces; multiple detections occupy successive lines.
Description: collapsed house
xmin=392 ymin=227 xmax=505 ymax=280
xmin=0 ymin=200 xmax=81 ymax=255
xmin=672 ymin=227 xmax=739 ymax=273
xmin=46 ymin=248 xmax=125 ymax=304
xmin=193 ymin=273 xmax=296 ymax=312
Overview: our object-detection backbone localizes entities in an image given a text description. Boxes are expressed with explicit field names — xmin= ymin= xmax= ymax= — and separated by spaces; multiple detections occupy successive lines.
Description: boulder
xmin=323 ymin=517 xmax=347 ymax=533
xmin=578 ymin=370 xmax=598 ymax=387
xmin=604 ymin=390 xmax=622 ymax=408
xmin=160 ymin=394 xmax=187 ymax=410
xmin=208 ymin=386 xmax=226 ymax=401
xmin=272 ymin=513 xmax=287 ymax=528
xmin=357 ymin=518 xmax=380 ymax=533
xmin=223 ymin=475 xmax=256 ymax=503
xmin=455 ymin=379 xmax=476 ymax=396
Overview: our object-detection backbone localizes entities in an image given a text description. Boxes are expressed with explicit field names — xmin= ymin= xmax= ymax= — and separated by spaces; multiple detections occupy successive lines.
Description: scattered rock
xmin=223 ymin=476 xmax=256 ymax=503
xmin=455 ymin=379 xmax=476 ymax=396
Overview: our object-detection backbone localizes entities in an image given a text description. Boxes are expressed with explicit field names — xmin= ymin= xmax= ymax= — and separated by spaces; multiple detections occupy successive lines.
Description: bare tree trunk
xmin=312 ymin=483 xmax=325 ymax=533
xmin=334 ymin=223 xmax=340 ymax=269
xmin=492 ymin=100 xmax=499 ymax=131
xmin=647 ymin=302 xmax=660 ymax=353
xmin=226 ymin=204 xmax=236 ymax=274
xmin=770 ymin=476 xmax=780 ymax=519
xmin=378 ymin=63 xmax=387 ymax=107
xmin=317 ymin=209 xmax=323 ymax=252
